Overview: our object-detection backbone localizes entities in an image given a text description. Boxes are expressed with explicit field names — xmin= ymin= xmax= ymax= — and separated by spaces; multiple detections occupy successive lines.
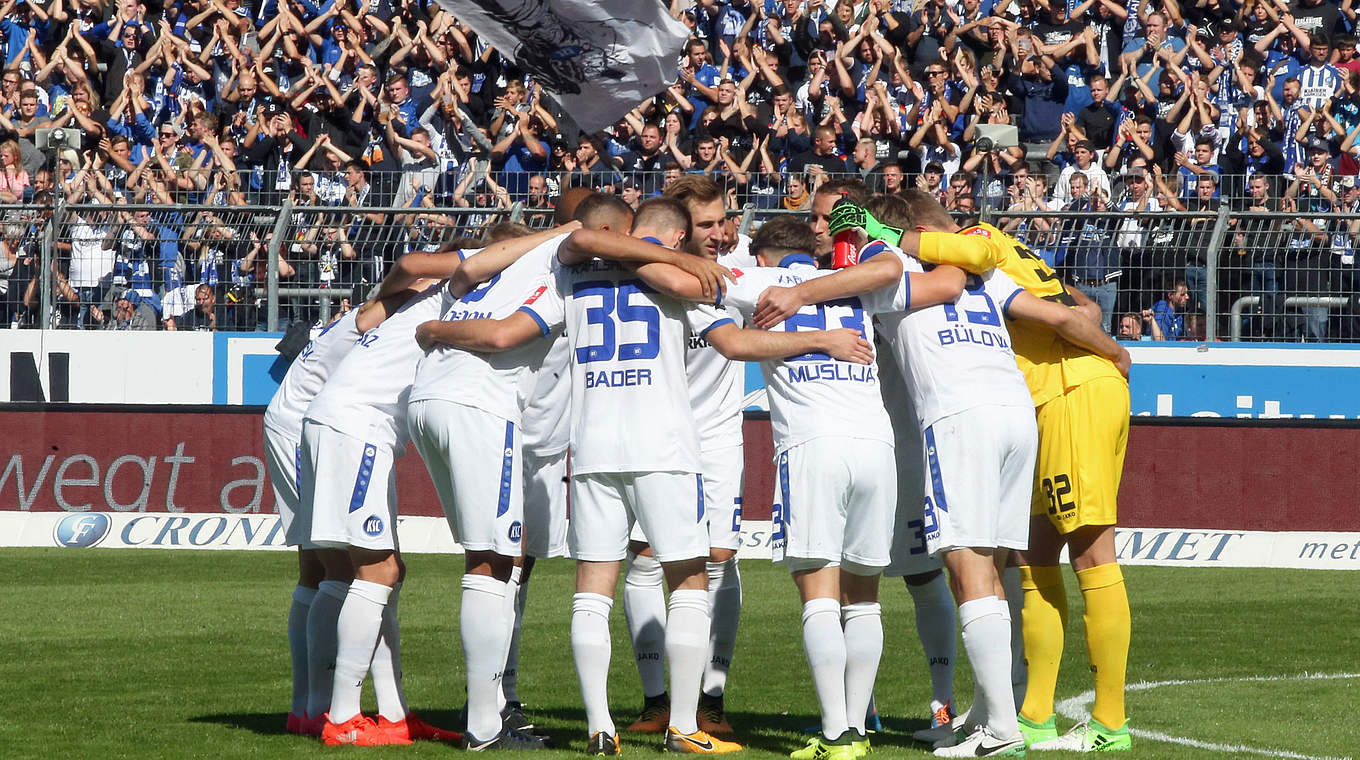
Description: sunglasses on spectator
xmin=927 ymin=69 xmax=947 ymax=76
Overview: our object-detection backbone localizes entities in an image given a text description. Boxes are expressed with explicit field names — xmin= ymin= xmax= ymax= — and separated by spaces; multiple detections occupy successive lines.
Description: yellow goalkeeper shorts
xmin=1031 ymin=376 xmax=1130 ymax=534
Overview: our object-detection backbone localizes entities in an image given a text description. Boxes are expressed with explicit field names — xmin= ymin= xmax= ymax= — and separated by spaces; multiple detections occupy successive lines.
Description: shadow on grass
xmin=188 ymin=712 xmax=292 ymax=736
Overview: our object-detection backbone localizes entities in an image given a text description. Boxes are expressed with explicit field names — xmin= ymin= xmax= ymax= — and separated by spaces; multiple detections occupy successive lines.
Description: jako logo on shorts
xmin=509 ymin=521 xmax=522 ymax=542
xmin=54 ymin=513 xmax=112 ymax=548
xmin=363 ymin=516 xmax=384 ymax=537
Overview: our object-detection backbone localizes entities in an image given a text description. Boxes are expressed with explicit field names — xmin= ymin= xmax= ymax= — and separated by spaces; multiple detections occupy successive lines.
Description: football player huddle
xmin=263 ymin=176 xmax=1135 ymax=758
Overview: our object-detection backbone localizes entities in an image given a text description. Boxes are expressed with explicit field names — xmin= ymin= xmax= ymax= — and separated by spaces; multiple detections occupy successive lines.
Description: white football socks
xmin=502 ymin=566 xmax=525 ymax=706
xmin=958 ymin=596 xmax=1019 ymax=740
xmin=908 ymin=573 xmax=957 ymax=713
xmin=463 ymin=574 xmax=509 ymax=740
xmin=665 ymin=588 xmax=711 ymax=735
xmin=623 ymin=552 xmax=668 ymax=698
xmin=289 ymin=585 xmax=316 ymax=717
xmin=572 ymin=592 xmax=616 ymax=738
xmin=306 ymin=579 xmax=348 ymax=719
xmin=370 ymin=582 xmax=407 ymax=722
xmin=329 ymin=579 xmax=391 ymax=724
xmin=703 ymin=558 xmax=741 ymax=698
xmin=1001 ymin=566 xmax=1027 ymax=709
xmin=802 ymin=597 xmax=850 ymax=741
xmin=842 ymin=602 xmax=883 ymax=735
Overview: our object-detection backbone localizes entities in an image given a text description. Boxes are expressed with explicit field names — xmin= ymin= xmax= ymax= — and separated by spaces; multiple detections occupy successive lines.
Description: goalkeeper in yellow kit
xmin=756 ymin=191 xmax=1132 ymax=753
xmin=902 ymin=191 xmax=1131 ymax=753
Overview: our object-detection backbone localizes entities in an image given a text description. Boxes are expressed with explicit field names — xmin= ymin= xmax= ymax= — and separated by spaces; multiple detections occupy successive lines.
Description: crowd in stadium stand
xmin=2 ymin=0 xmax=1359 ymax=337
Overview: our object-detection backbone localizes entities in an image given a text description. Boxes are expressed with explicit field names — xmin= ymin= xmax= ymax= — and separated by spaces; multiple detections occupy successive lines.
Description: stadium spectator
xmin=1116 ymin=310 xmax=1167 ymax=340
xmin=169 ymin=282 xmax=223 ymax=331
xmin=1153 ymin=281 xmax=1192 ymax=339
xmin=92 ymin=288 xmax=158 ymax=330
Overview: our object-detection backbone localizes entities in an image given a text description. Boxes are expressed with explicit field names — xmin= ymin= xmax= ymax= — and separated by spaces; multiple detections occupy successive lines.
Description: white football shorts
xmin=771 ymin=437 xmax=896 ymax=575
xmin=885 ymin=415 xmax=942 ymax=577
xmin=921 ymin=405 xmax=1038 ymax=556
xmin=408 ymin=399 xmax=524 ymax=557
xmin=522 ymin=447 xmax=569 ymax=559
xmin=303 ymin=419 xmax=400 ymax=552
xmin=625 ymin=445 xmax=744 ymax=552
xmin=570 ymin=471 xmax=709 ymax=563
xmin=263 ymin=424 xmax=308 ymax=548
xmin=702 ymin=445 xmax=745 ymax=551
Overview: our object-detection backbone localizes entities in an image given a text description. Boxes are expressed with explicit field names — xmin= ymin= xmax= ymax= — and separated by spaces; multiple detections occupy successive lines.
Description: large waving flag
xmin=434 ymin=0 xmax=689 ymax=132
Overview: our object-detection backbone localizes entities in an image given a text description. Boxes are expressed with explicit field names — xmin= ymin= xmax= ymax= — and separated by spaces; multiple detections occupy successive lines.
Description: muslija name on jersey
xmin=786 ymin=362 xmax=876 ymax=383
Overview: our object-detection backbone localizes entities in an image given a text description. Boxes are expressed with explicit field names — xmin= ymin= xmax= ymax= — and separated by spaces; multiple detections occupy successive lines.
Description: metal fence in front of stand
xmin=980 ymin=208 xmax=1360 ymax=343
xmin=7 ymin=196 xmax=1360 ymax=343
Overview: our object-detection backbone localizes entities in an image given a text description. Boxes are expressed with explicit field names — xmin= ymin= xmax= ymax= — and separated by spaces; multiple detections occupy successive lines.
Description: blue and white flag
xmin=432 ymin=0 xmax=688 ymax=131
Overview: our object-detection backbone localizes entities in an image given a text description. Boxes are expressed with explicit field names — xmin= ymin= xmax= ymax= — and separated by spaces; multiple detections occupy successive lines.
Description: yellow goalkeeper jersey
xmin=917 ymin=222 xmax=1124 ymax=407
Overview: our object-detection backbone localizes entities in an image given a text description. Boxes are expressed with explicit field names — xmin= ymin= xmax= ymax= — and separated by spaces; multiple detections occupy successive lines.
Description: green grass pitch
xmin=3 ymin=549 xmax=1356 ymax=759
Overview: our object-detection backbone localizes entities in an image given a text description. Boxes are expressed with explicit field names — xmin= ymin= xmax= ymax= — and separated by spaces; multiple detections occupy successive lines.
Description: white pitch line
xmin=1054 ymin=672 xmax=1360 ymax=760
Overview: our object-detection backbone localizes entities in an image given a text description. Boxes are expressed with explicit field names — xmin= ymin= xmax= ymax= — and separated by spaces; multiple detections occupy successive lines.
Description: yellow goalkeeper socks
xmin=1018 ymin=565 xmax=1067 ymax=723
xmin=1077 ymin=562 xmax=1131 ymax=730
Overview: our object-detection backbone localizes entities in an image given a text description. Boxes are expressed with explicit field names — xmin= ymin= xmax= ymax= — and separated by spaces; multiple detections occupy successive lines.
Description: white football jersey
xmin=685 ymin=267 xmax=743 ymax=451
xmin=872 ymin=246 xmax=1034 ymax=428
xmin=519 ymin=333 xmax=571 ymax=455
xmin=719 ymin=255 xmax=894 ymax=452
xmin=409 ymin=235 xmax=565 ymax=423
xmin=263 ymin=309 xmax=361 ymax=439
xmin=304 ymin=280 xmax=454 ymax=453
xmin=519 ymin=252 xmax=702 ymax=475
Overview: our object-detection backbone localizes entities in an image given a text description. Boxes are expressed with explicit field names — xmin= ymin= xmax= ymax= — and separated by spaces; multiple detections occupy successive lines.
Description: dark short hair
xmin=750 ymin=217 xmax=816 ymax=260
xmin=632 ymin=197 xmax=692 ymax=238
xmin=572 ymin=192 xmax=634 ymax=228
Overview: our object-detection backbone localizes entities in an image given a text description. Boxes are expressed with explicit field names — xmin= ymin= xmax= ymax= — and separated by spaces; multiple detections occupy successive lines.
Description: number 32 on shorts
xmin=1040 ymin=473 xmax=1076 ymax=517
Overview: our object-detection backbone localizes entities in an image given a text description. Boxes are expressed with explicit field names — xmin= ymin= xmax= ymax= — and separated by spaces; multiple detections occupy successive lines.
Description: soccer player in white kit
xmin=623 ymin=177 xmax=754 ymax=736
xmin=408 ymin=201 xmax=874 ymax=756
xmin=265 ymin=286 xmax=461 ymax=738
xmin=264 ymin=307 xmax=363 ymax=737
xmin=762 ymin=198 xmax=1130 ymax=757
xmin=613 ymin=217 xmax=921 ymax=760
xmin=301 ymin=244 xmax=487 ymax=746
xmin=407 ymin=215 xmax=629 ymax=750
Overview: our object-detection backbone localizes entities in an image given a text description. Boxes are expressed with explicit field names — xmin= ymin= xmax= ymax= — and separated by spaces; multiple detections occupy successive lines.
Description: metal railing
xmin=5 ymin=198 xmax=1360 ymax=343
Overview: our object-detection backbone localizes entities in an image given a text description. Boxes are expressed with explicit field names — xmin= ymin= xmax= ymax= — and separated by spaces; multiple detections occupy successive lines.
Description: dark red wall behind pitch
xmin=1 ymin=409 xmax=1355 ymax=532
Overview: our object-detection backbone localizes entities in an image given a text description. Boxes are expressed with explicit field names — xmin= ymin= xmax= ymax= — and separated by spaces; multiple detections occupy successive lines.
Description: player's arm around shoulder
xmin=377 ymin=246 xmax=470 ymax=299
xmin=704 ymin=321 xmax=875 ymax=364
xmin=900 ymin=227 xmax=1005 ymax=274
xmin=559 ymin=228 xmax=733 ymax=301
xmin=751 ymin=251 xmax=903 ymax=328
xmin=415 ymin=310 xmax=546 ymax=353
xmin=356 ymin=281 xmax=437 ymax=332
xmin=1064 ymin=282 xmax=1105 ymax=324
xmin=449 ymin=221 xmax=581 ymax=298
xmin=1006 ymin=290 xmax=1131 ymax=378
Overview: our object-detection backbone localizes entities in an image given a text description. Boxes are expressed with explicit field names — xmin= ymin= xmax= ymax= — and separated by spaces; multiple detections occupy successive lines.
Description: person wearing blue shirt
xmin=1120 ymin=11 xmax=1187 ymax=80
xmin=0 ymin=2 xmax=38 ymax=69
xmin=679 ymin=39 xmax=722 ymax=129
xmin=1152 ymin=281 xmax=1190 ymax=339
xmin=490 ymin=114 xmax=549 ymax=199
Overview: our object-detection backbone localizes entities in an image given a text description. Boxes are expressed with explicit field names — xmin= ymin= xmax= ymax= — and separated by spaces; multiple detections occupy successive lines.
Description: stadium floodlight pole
xmin=1203 ymin=204 xmax=1231 ymax=342
xmin=266 ymin=199 xmax=293 ymax=332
